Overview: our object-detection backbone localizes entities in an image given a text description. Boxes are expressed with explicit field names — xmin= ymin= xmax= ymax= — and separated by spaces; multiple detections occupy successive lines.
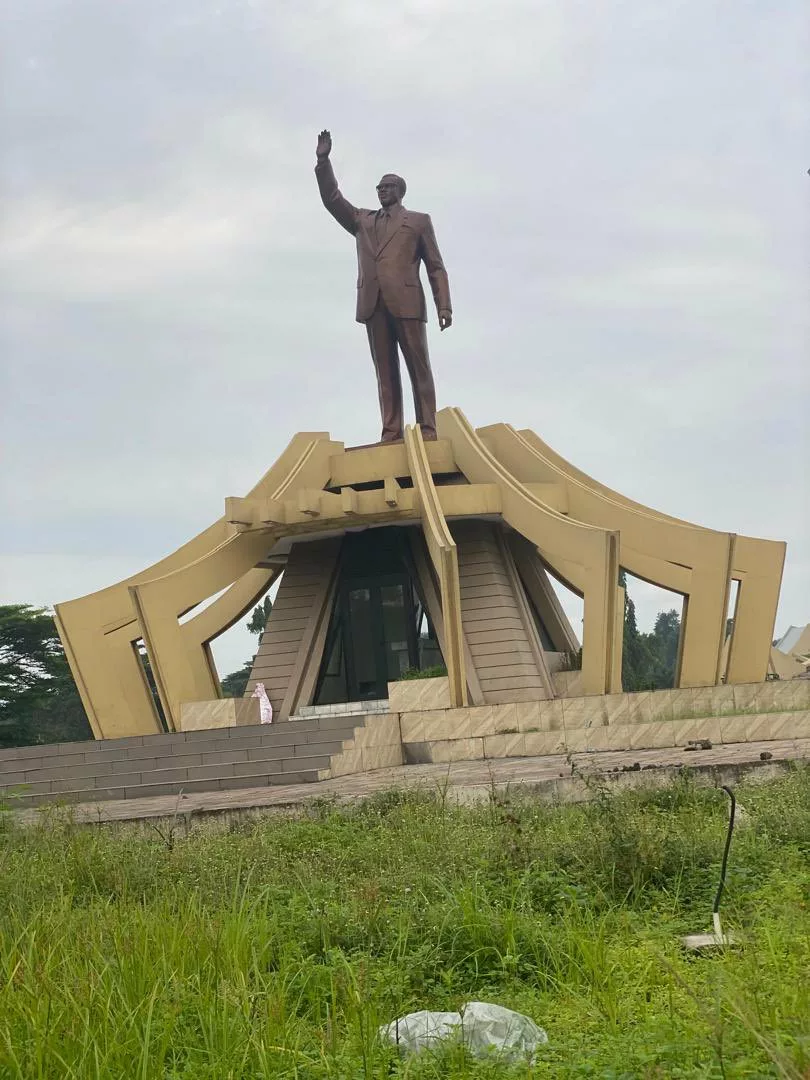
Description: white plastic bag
xmin=251 ymin=682 xmax=273 ymax=724
xmin=379 ymin=1010 xmax=463 ymax=1054
xmin=461 ymin=1001 xmax=548 ymax=1062
xmin=379 ymin=1001 xmax=548 ymax=1062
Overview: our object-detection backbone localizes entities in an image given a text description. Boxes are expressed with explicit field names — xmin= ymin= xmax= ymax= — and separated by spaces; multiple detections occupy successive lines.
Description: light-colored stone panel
xmin=465 ymin=706 xmax=498 ymax=737
xmin=626 ymin=722 xmax=677 ymax=751
xmin=742 ymin=711 xmax=806 ymax=743
xmin=564 ymin=728 xmax=588 ymax=753
xmin=361 ymin=744 xmax=404 ymax=770
xmin=599 ymin=693 xmax=630 ymax=726
xmin=517 ymin=699 xmax=564 ymax=732
xmin=490 ymin=702 xmax=520 ymax=734
xmin=387 ymin=677 xmax=451 ymax=713
xmin=179 ymin=698 xmax=260 ymax=731
xmin=583 ymin=725 xmax=611 ymax=751
xmin=689 ymin=718 xmax=723 ymax=745
xmin=400 ymin=709 xmax=448 ymax=742
xmin=483 ymin=733 xmax=525 ymax=758
xmin=562 ymin=695 xmax=605 ymax=730
xmin=551 ymin=671 xmax=584 ymax=698
xmin=669 ymin=719 xmax=702 ymax=746
xmin=646 ymin=690 xmax=678 ymax=723
xmin=668 ymin=688 xmax=695 ymax=721
xmin=523 ymin=730 xmax=566 ymax=755
xmin=689 ymin=687 xmax=718 ymax=718
xmin=730 ymin=682 xmax=761 ymax=713
xmin=428 ymin=738 xmax=485 ymax=763
xmin=625 ymin=692 xmax=652 ymax=725
xmin=353 ymin=714 xmax=401 ymax=748
xmin=417 ymin=710 xmax=472 ymax=742
xmin=329 ymin=747 xmax=362 ymax=778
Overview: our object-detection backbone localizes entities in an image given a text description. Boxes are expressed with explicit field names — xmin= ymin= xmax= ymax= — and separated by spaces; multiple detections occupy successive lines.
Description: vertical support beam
xmin=408 ymin=531 xmax=484 ymax=706
xmin=610 ymin=583 xmax=625 ymax=694
xmin=725 ymin=538 xmax=786 ymax=684
xmin=53 ymin=609 xmax=105 ymax=740
xmin=678 ymin=533 xmax=735 ymax=687
xmin=404 ymin=425 xmax=468 ymax=708
xmin=580 ymin=531 xmax=620 ymax=697
xmin=128 ymin=531 xmax=278 ymax=730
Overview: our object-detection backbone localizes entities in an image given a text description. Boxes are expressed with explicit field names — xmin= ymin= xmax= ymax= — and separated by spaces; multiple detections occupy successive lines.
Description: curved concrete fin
xmin=55 ymin=432 xmax=338 ymax=738
xmin=405 ymin=424 xmax=468 ymax=707
xmin=514 ymin=425 xmax=784 ymax=683
xmin=438 ymin=407 xmax=620 ymax=697
xmin=479 ymin=422 xmax=733 ymax=688
xmin=129 ymin=532 xmax=280 ymax=730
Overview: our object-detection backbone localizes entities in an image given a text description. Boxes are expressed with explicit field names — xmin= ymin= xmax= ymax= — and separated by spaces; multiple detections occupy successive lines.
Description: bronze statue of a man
xmin=315 ymin=130 xmax=452 ymax=442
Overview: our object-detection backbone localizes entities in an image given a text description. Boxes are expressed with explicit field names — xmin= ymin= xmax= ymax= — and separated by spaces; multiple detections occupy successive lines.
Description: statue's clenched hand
xmin=316 ymin=130 xmax=332 ymax=161
xmin=439 ymin=311 xmax=453 ymax=331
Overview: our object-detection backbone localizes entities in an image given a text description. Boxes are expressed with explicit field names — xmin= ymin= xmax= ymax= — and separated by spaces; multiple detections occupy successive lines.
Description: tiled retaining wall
xmin=325 ymin=677 xmax=810 ymax=774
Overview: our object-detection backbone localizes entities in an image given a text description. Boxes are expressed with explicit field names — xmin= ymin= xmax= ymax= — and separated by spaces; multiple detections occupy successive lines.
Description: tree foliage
xmin=619 ymin=572 xmax=682 ymax=691
xmin=0 ymin=605 xmax=92 ymax=749
xmin=220 ymin=661 xmax=253 ymax=698
xmin=246 ymin=595 xmax=272 ymax=636
xmin=220 ymin=596 xmax=273 ymax=697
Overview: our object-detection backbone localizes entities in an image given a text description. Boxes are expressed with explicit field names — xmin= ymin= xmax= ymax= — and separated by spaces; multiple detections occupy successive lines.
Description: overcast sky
xmin=1 ymin=0 xmax=808 ymax=680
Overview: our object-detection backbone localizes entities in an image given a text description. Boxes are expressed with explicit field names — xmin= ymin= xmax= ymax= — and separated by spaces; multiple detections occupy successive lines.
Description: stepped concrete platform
xmin=4 ymin=738 xmax=809 ymax=827
xmin=0 ymin=717 xmax=362 ymax=808
xmin=4 ymin=679 xmax=808 ymax=814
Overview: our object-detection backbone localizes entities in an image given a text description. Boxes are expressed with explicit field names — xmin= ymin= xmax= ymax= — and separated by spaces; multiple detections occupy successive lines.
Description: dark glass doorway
xmin=313 ymin=528 xmax=443 ymax=705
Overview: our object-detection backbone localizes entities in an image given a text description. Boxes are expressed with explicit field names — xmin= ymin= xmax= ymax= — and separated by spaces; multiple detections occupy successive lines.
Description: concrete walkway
xmin=9 ymin=737 xmax=809 ymax=827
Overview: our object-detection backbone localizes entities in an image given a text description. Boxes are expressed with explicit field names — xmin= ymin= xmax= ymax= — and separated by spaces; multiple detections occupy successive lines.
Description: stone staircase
xmin=0 ymin=714 xmax=367 ymax=808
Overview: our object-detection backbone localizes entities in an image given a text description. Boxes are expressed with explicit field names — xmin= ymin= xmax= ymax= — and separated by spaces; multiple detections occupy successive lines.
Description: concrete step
xmin=0 ymin=720 xmax=361 ymax=769
xmin=0 ymin=717 xmax=366 ymax=768
xmin=0 ymin=717 xmax=369 ymax=806
xmin=0 ymin=740 xmax=349 ymax=791
xmin=2 ymin=758 xmax=331 ymax=807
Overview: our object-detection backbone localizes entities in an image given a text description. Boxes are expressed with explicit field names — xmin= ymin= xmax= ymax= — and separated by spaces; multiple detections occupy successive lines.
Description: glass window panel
xmin=347 ymin=587 xmax=378 ymax=698
xmin=380 ymin=583 xmax=412 ymax=680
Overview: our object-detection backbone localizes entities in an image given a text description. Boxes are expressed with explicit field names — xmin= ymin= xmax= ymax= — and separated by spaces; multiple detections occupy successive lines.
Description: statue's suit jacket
xmin=315 ymin=159 xmax=452 ymax=324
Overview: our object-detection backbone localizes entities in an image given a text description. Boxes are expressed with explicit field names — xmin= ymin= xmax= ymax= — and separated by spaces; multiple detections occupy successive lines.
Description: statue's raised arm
xmin=314 ymin=129 xmax=360 ymax=236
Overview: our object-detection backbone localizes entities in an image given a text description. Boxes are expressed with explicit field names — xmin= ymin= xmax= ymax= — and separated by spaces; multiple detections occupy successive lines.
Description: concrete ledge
xmin=398 ymin=706 xmax=810 ymax=764
xmin=387 ymin=677 xmax=450 ymax=713
xmin=179 ymin=698 xmax=260 ymax=731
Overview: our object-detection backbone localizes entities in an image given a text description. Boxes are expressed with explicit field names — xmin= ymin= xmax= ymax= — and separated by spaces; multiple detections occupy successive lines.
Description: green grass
xmin=1 ymin=769 xmax=809 ymax=1078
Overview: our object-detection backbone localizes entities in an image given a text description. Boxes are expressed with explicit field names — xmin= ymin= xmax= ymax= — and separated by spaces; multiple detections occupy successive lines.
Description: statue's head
xmin=376 ymin=173 xmax=406 ymax=208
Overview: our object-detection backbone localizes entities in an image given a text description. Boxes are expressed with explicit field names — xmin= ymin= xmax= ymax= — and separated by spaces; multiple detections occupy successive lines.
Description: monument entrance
xmin=314 ymin=528 xmax=443 ymax=706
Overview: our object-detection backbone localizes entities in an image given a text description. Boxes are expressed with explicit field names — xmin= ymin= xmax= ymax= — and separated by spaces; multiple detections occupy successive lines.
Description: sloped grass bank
xmin=1 ymin=769 xmax=809 ymax=1078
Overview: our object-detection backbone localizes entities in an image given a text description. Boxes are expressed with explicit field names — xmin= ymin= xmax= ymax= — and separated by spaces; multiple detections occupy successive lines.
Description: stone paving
xmin=10 ymin=736 xmax=809 ymax=826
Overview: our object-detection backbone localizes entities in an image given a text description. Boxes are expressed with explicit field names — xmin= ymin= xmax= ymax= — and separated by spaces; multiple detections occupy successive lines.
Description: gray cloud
xmin=1 ymin=0 xmax=808 ymax=676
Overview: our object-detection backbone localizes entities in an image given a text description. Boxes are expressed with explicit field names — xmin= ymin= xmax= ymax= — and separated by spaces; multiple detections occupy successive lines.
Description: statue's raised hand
xmin=316 ymin=129 xmax=332 ymax=161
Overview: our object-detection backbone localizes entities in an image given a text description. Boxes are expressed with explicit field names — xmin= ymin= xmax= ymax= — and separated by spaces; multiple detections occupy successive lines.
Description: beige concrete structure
xmin=56 ymin=409 xmax=787 ymax=739
xmin=769 ymin=624 xmax=810 ymax=680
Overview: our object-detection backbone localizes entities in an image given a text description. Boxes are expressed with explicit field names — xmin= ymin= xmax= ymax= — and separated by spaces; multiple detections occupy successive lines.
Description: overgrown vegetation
xmin=0 ymin=605 xmax=92 ymax=749
xmin=1 ymin=769 xmax=809 ymax=1077
xmin=398 ymin=664 xmax=449 ymax=681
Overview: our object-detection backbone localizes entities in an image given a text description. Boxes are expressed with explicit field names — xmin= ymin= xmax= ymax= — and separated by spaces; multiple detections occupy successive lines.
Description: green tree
xmin=0 ymin=605 xmax=93 ymax=748
xmin=246 ymin=595 xmax=272 ymax=636
xmin=221 ymin=661 xmax=253 ymax=698
xmin=648 ymin=609 xmax=681 ymax=688
xmin=620 ymin=571 xmax=653 ymax=690
xmin=219 ymin=597 xmax=273 ymax=697
xmin=619 ymin=573 xmax=681 ymax=691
